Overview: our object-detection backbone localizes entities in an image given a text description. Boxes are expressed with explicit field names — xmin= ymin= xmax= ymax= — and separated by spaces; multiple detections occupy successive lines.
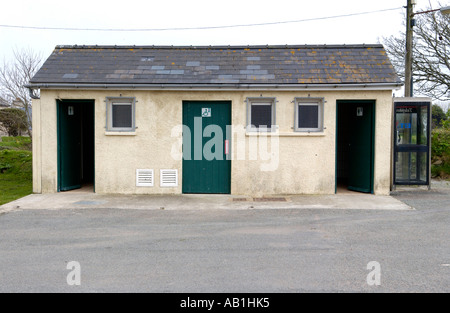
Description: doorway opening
xmin=336 ymin=100 xmax=375 ymax=194
xmin=57 ymin=100 xmax=95 ymax=192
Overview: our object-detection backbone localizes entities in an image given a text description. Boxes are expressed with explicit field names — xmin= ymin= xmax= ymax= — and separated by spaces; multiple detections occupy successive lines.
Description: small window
xmin=106 ymin=97 xmax=136 ymax=131
xmin=246 ymin=97 xmax=276 ymax=132
xmin=295 ymin=98 xmax=324 ymax=132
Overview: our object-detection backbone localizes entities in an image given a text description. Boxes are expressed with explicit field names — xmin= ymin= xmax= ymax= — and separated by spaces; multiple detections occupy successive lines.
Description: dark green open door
xmin=347 ymin=102 xmax=374 ymax=193
xmin=58 ymin=101 xmax=82 ymax=191
xmin=182 ymin=101 xmax=231 ymax=194
xmin=57 ymin=100 xmax=95 ymax=192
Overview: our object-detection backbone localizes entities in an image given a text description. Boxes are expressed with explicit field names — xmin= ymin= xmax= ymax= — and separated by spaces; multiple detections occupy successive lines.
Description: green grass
xmin=0 ymin=136 xmax=31 ymax=151
xmin=0 ymin=137 xmax=32 ymax=206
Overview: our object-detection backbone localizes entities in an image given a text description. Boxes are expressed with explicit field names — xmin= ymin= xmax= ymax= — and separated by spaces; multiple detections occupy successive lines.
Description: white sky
xmin=0 ymin=0 xmax=446 ymax=66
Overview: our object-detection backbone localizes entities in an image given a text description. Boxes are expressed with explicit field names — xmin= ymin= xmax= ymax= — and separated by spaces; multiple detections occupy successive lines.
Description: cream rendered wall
xmin=34 ymin=89 xmax=393 ymax=195
xmin=32 ymin=98 xmax=42 ymax=193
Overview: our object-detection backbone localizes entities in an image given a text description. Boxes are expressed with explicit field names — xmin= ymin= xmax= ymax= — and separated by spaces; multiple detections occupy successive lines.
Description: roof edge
xmin=27 ymin=82 xmax=403 ymax=91
xmin=54 ymin=44 xmax=385 ymax=50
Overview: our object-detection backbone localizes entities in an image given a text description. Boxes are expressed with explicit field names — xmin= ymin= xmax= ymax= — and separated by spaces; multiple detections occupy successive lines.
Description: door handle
xmin=225 ymin=140 xmax=229 ymax=155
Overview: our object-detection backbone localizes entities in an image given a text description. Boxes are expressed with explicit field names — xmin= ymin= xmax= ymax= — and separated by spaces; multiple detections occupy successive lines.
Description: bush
xmin=431 ymin=129 xmax=450 ymax=156
xmin=432 ymin=104 xmax=447 ymax=129
xmin=431 ymin=128 xmax=450 ymax=179
xmin=442 ymin=110 xmax=450 ymax=130
xmin=0 ymin=108 xmax=28 ymax=136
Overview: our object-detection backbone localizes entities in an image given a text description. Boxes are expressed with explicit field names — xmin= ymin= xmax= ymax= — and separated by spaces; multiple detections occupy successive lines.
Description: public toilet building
xmin=28 ymin=45 xmax=402 ymax=196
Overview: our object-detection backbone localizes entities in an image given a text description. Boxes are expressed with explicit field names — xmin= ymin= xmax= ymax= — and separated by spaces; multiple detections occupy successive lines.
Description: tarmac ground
xmin=0 ymin=180 xmax=448 ymax=293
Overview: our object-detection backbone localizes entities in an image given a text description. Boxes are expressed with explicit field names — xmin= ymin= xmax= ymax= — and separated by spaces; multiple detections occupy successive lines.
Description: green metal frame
xmin=393 ymin=100 xmax=431 ymax=186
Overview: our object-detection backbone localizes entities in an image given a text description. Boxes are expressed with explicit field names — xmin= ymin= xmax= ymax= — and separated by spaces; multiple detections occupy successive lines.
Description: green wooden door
xmin=348 ymin=102 xmax=374 ymax=193
xmin=58 ymin=101 xmax=82 ymax=191
xmin=182 ymin=101 xmax=231 ymax=194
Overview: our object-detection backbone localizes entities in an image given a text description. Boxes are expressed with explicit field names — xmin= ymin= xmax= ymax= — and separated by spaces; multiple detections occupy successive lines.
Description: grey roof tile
xmin=30 ymin=45 xmax=401 ymax=86
xmin=186 ymin=61 xmax=200 ymax=66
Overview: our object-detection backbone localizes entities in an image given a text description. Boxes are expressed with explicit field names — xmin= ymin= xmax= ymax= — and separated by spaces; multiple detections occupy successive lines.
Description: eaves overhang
xmin=26 ymin=82 xmax=403 ymax=91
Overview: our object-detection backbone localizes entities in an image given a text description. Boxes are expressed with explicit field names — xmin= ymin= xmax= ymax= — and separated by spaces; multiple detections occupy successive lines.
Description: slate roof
xmin=29 ymin=45 xmax=401 ymax=88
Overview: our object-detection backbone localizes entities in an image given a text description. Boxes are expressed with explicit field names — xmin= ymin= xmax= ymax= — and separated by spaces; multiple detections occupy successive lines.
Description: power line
xmin=0 ymin=7 xmax=403 ymax=32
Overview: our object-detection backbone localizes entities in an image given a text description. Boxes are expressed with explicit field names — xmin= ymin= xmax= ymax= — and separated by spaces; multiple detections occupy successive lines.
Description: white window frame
xmin=106 ymin=97 xmax=136 ymax=132
xmin=246 ymin=97 xmax=277 ymax=132
xmin=294 ymin=97 xmax=324 ymax=132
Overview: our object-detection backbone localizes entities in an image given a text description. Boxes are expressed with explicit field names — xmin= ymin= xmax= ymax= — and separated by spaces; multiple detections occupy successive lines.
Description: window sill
xmin=105 ymin=131 xmax=136 ymax=136
xmin=246 ymin=132 xmax=325 ymax=137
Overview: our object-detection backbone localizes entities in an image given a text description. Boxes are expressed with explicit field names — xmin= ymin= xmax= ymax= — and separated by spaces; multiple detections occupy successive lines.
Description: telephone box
xmin=393 ymin=98 xmax=431 ymax=187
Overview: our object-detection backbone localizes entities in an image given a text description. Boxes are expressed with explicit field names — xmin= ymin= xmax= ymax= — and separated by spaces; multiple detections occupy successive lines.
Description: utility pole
xmin=405 ymin=0 xmax=414 ymax=97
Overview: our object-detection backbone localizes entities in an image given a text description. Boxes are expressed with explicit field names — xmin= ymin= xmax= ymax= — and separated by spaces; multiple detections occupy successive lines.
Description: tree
xmin=0 ymin=108 xmax=28 ymax=137
xmin=382 ymin=2 xmax=450 ymax=101
xmin=0 ymin=48 xmax=43 ymax=138
xmin=432 ymin=104 xmax=447 ymax=128
xmin=443 ymin=108 xmax=450 ymax=130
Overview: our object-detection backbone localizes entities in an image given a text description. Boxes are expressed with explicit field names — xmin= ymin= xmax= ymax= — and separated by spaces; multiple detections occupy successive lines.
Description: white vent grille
xmin=160 ymin=169 xmax=178 ymax=187
xmin=136 ymin=169 xmax=154 ymax=187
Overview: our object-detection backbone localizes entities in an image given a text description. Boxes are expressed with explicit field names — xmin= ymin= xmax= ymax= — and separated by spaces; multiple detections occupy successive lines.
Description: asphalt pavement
xmin=0 ymin=181 xmax=448 ymax=293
